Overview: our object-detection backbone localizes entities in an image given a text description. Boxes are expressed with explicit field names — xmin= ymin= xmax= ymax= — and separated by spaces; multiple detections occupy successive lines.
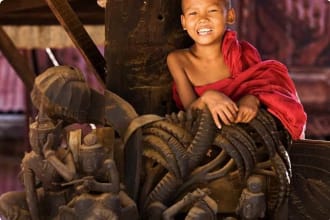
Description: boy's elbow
xmin=166 ymin=52 xmax=174 ymax=65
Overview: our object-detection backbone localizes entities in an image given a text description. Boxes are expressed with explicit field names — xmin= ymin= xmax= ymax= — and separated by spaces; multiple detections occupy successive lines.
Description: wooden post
xmin=105 ymin=0 xmax=189 ymax=115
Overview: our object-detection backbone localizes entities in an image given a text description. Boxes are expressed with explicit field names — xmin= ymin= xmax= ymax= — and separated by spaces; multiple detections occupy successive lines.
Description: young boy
xmin=167 ymin=0 xmax=306 ymax=139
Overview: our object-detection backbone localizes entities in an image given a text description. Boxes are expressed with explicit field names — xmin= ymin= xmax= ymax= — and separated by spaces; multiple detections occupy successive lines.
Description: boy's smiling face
xmin=181 ymin=0 xmax=235 ymax=46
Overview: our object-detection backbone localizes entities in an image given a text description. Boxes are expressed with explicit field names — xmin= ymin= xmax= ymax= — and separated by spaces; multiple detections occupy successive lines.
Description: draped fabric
xmin=173 ymin=30 xmax=307 ymax=140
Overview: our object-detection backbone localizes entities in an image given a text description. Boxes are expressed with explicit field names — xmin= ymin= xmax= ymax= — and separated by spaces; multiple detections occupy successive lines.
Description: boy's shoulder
xmin=167 ymin=48 xmax=190 ymax=62
xmin=167 ymin=49 xmax=191 ymax=70
xmin=168 ymin=48 xmax=190 ymax=56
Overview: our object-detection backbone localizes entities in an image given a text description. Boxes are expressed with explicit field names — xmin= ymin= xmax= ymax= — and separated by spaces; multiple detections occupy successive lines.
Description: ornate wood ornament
xmin=0 ymin=65 xmax=329 ymax=220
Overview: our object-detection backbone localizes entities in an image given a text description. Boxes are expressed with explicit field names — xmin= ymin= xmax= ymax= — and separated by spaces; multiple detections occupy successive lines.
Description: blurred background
xmin=0 ymin=0 xmax=329 ymax=194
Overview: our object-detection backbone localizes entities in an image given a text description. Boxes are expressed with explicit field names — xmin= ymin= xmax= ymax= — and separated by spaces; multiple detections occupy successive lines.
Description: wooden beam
xmin=0 ymin=26 xmax=35 ymax=91
xmin=0 ymin=0 xmax=79 ymax=13
xmin=0 ymin=0 xmax=47 ymax=13
xmin=0 ymin=10 xmax=105 ymax=25
xmin=44 ymin=0 xmax=106 ymax=88
xmin=0 ymin=1 xmax=104 ymax=25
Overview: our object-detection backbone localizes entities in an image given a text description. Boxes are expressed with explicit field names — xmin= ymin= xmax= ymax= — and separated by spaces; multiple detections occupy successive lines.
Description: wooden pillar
xmin=105 ymin=0 xmax=189 ymax=115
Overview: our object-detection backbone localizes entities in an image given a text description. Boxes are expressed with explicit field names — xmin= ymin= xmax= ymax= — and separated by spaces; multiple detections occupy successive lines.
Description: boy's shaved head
xmin=181 ymin=0 xmax=232 ymax=10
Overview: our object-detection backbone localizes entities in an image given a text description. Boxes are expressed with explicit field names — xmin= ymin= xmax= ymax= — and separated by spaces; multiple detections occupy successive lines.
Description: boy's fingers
xmin=233 ymin=103 xmax=239 ymax=112
xmin=241 ymin=116 xmax=249 ymax=123
xmin=212 ymin=112 xmax=221 ymax=129
xmin=228 ymin=103 xmax=238 ymax=116
xmin=239 ymin=110 xmax=256 ymax=123
xmin=223 ymin=108 xmax=237 ymax=123
xmin=235 ymin=113 xmax=242 ymax=123
xmin=236 ymin=112 xmax=245 ymax=123
xmin=246 ymin=112 xmax=257 ymax=122
xmin=211 ymin=105 xmax=238 ymax=128
xmin=219 ymin=111 xmax=231 ymax=125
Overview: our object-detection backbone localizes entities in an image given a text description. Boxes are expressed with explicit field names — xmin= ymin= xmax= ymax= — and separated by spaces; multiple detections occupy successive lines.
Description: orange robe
xmin=173 ymin=30 xmax=307 ymax=140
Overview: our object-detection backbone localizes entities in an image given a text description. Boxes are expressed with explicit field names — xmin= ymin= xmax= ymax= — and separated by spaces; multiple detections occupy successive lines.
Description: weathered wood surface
xmin=105 ymin=0 xmax=191 ymax=115
xmin=288 ymin=139 xmax=330 ymax=219
xmin=0 ymin=0 xmax=104 ymax=25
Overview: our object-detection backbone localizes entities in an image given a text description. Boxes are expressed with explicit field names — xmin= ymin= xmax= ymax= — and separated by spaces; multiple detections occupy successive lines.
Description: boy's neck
xmin=190 ymin=43 xmax=223 ymax=60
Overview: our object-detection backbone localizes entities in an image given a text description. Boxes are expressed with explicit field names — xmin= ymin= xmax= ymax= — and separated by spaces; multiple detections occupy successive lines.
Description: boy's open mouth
xmin=197 ymin=28 xmax=212 ymax=35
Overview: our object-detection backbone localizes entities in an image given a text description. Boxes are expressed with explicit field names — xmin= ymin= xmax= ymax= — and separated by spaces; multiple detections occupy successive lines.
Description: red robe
xmin=173 ymin=30 xmax=307 ymax=140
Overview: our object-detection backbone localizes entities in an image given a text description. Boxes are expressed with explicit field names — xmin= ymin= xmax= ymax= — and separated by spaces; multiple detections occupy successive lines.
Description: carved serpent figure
xmin=24 ymin=65 xmax=330 ymax=219
xmin=137 ymin=108 xmax=291 ymax=219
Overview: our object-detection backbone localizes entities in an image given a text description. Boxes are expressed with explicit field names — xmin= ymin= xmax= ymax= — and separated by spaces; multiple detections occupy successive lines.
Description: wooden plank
xmin=0 ymin=10 xmax=104 ymax=25
xmin=0 ymin=0 xmax=47 ymax=13
xmin=0 ymin=26 xmax=35 ymax=91
xmin=0 ymin=1 xmax=104 ymax=25
xmin=0 ymin=0 xmax=78 ymax=13
xmin=105 ymin=0 xmax=183 ymax=115
xmin=44 ymin=0 xmax=106 ymax=87
xmin=104 ymin=0 xmax=184 ymax=200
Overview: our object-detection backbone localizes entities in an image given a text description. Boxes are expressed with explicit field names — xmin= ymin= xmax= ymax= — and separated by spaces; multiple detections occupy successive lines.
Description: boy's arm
xmin=200 ymin=90 xmax=238 ymax=128
xmin=167 ymin=52 xmax=198 ymax=109
xmin=235 ymin=94 xmax=260 ymax=123
xmin=167 ymin=52 xmax=238 ymax=128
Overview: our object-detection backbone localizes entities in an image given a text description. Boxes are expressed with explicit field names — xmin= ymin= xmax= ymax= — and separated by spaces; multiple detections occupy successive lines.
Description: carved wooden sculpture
xmin=1 ymin=65 xmax=330 ymax=220
xmin=137 ymin=107 xmax=292 ymax=219
xmin=57 ymin=131 xmax=138 ymax=220
xmin=0 ymin=109 xmax=77 ymax=220
xmin=236 ymin=175 xmax=266 ymax=220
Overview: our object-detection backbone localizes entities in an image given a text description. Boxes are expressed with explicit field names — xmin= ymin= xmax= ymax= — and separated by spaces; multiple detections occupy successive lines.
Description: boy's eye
xmin=208 ymin=9 xmax=218 ymax=12
xmin=188 ymin=11 xmax=197 ymax=16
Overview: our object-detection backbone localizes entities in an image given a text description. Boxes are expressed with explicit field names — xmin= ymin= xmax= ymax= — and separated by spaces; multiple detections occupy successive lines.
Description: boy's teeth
xmin=198 ymin=28 xmax=212 ymax=34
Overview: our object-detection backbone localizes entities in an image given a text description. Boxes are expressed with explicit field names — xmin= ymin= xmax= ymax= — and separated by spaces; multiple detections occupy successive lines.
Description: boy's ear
xmin=181 ymin=14 xmax=186 ymax=30
xmin=226 ymin=8 xmax=236 ymax=24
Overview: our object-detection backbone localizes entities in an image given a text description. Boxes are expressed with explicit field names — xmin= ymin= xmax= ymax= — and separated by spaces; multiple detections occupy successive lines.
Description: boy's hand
xmin=235 ymin=95 xmax=260 ymax=123
xmin=201 ymin=90 xmax=238 ymax=129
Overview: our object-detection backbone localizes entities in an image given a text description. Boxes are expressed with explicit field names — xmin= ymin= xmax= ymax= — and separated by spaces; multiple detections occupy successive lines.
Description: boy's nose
xmin=198 ymin=16 xmax=209 ymax=24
